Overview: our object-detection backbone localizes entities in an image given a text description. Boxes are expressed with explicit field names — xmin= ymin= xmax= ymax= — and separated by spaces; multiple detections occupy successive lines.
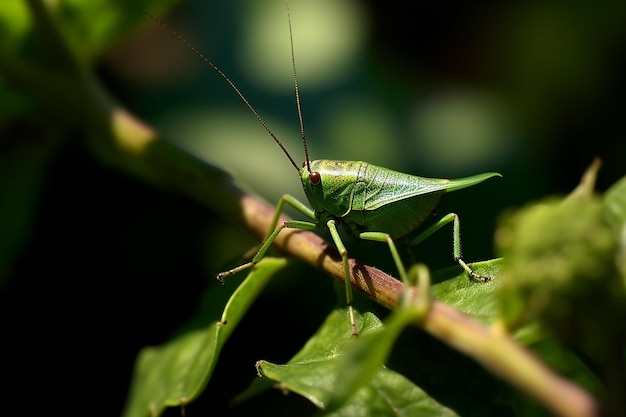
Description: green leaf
xmin=431 ymin=259 xmax=503 ymax=323
xmin=603 ymin=175 xmax=626 ymax=280
xmin=56 ymin=0 xmax=184 ymax=63
xmin=603 ymin=175 xmax=626 ymax=232
xmin=0 ymin=0 xmax=182 ymax=64
xmin=324 ymin=367 xmax=459 ymax=417
xmin=0 ymin=0 xmax=30 ymax=50
xmin=431 ymin=259 xmax=544 ymax=343
xmin=121 ymin=258 xmax=288 ymax=417
xmin=325 ymin=305 xmax=429 ymax=411
xmin=0 ymin=0 xmax=182 ymax=128
xmin=254 ymin=308 xmax=458 ymax=416
xmin=255 ymin=308 xmax=382 ymax=408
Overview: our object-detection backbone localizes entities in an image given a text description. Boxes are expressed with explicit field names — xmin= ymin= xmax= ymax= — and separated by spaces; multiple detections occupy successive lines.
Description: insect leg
xmin=266 ymin=194 xmax=316 ymax=238
xmin=216 ymin=195 xmax=317 ymax=282
xmin=409 ymin=213 xmax=491 ymax=282
xmin=359 ymin=232 xmax=409 ymax=285
xmin=326 ymin=219 xmax=359 ymax=336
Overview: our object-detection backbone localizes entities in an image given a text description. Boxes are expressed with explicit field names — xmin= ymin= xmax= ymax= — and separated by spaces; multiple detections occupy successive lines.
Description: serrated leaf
xmin=122 ymin=258 xmax=288 ymax=417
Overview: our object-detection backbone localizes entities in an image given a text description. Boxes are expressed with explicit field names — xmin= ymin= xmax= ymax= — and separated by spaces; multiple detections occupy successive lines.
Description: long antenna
xmin=145 ymin=12 xmax=301 ymax=173
xmin=285 ymin=0 xmax=311 ymax=173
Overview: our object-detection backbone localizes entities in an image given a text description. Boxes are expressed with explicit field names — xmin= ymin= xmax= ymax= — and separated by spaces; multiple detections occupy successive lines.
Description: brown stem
xmin=7 ymin=3 xmax=600 ymax=413
xmin=89 ymin=101 xmax=599 ymax=417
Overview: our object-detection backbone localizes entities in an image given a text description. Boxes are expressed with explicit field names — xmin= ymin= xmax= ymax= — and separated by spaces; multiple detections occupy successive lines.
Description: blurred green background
xmin=1 ymin=0 xmax=624 ymax=415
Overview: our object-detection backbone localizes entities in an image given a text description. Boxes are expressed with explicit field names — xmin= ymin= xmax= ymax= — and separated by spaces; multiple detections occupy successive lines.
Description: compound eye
xmin=310 ymin=171 xmax=321 ymax=185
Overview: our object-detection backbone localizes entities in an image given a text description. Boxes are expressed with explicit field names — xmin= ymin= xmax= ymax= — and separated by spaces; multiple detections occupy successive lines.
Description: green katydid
xmin=163 ymin=4 xmax=500 ymax=335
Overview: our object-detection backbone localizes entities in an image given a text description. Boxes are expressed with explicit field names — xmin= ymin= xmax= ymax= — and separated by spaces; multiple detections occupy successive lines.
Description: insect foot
xmin=457 ymin=259 xmax=492 ymax=283
xmin=216 ymin=261 xmax=255 ymax=284
xmin=255 ymin=360 xmax=265 ymax=377
xmin=473 ymin=273 xmax=492 ymax=283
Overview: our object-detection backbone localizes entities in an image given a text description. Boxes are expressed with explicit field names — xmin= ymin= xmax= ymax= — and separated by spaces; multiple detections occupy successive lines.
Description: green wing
xmin=360 ymin=165 xmax=500 ymax=211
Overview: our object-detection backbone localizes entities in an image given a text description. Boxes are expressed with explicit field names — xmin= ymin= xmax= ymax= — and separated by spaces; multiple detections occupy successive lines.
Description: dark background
xmin=1 ymin=0 xmax=624 ymax=415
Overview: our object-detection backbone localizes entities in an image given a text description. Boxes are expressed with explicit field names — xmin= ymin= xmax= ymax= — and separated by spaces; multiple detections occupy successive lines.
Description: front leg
xmin=216 ymin=194 xmax=317 ymax=282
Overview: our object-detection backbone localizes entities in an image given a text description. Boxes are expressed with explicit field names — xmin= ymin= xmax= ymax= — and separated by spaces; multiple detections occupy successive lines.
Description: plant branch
xmin=11 ymin=3 xmax=599 ymax=412
xmin=83 ymin=91 xmax=599 ymax=417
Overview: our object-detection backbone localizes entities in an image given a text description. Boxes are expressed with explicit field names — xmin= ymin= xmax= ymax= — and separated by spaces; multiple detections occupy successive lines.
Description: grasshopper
xmin=164 ymin=4 xmax=500 ymax=335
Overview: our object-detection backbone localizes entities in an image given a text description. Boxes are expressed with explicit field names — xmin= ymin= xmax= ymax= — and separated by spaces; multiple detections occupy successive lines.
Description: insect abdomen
xmin=353 ymin=191 xmax=444 ymax=238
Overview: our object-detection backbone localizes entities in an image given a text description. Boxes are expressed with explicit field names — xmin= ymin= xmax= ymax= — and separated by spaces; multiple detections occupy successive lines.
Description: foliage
xmin=497 ymin=160 xmax=626 ymax=416
xmin=1 ymin=1 xmax=624 ymax=417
